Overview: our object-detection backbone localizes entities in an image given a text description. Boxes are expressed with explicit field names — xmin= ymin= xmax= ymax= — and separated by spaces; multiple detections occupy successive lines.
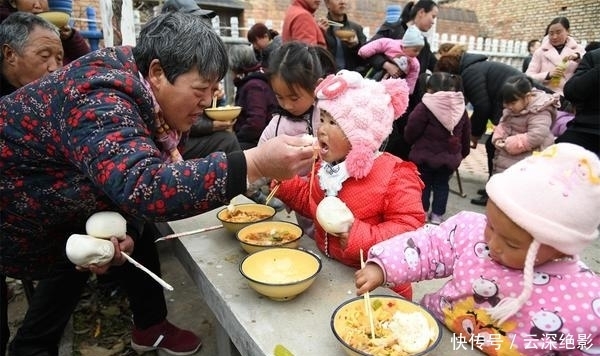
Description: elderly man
xmin=0 ymin=12 xmax=314 ymax=356
xmin=321 ymin=0 xmax=367 ymax=73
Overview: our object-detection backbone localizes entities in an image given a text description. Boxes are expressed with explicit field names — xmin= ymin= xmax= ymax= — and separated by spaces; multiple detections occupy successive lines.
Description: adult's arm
xmin=462 ymin=66 xmax=493 ymax=138
xmin=62 ymin=29 xmax=91 ymax=65
xmin=563 ymin=50 xmax=600 ymax=103
xmin=188 ymin=115 xmax=214 ymax=136
xmin=526 ymin=49 xmax=551 ymax=83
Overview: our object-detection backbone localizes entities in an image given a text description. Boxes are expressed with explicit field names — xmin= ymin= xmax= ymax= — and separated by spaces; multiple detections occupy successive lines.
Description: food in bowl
xmin=236 ymin=221 xmax=303 ymax=253
xmin=331 ymin=295 xmax=442 ymax=356
xmin=216 ymin=203 xmax=276 ymax=233
xmin=204 ymin=106 xmax=242 ymax=121
xmin=334 ymin=28 xmax=356 ymax=41
xmin=37 ymin=11 xmax=70 ymax=27
xmin=239 ymin=247 xmax=321 ymax=301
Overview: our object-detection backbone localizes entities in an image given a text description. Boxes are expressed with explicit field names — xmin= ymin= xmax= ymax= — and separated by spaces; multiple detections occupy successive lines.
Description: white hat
xmin=485 ymin=143 xmax=600 ymax=324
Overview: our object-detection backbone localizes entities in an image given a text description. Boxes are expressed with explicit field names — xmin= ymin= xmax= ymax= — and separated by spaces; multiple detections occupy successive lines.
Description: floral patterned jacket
xmin=0 ymin=47 xmax=246 ymax=279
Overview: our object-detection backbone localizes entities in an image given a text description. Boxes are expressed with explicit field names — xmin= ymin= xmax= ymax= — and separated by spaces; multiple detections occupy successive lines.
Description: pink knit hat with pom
xmin=314 ymin=70 xmax=409 ymax=178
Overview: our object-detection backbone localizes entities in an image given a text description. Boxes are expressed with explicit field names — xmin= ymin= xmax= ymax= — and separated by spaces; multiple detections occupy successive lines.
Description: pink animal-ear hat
xmin=315 ymin=70 xmax=410 ymax=179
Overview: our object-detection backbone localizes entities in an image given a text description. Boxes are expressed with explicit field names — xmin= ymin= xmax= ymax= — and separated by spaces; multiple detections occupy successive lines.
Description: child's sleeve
xmin=343 ymin=161 xmax=425 ymax=263
xmin=503 ymin=110 xmax=554 ymax=155
xmin=358 ymin=38 xmax=389 ymax=59
xmin=405 ymin=58 xmax=420 ymax=94
xmin=366 ymin=212 xmax=473 ymax=285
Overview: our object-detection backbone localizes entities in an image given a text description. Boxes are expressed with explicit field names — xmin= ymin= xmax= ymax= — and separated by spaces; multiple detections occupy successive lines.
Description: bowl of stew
xmin=216 ymin=203 xmax=276 ymax=234
xmin=236 ymin=221 xmax=303 ymax=254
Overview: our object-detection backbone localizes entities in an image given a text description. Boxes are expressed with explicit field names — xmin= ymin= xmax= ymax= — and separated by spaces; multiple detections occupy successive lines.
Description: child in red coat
xmin=274 ymin=70 xmax=426 ymax=299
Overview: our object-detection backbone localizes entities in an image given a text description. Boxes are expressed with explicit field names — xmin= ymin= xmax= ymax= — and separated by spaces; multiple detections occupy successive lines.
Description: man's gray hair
xmin=133 ymin=12 xmax=228 ymax=83
xmin=228 ymin=44 xmax=259 ymax=74
xmin=0 ymin=12 xmax=59 ymax=63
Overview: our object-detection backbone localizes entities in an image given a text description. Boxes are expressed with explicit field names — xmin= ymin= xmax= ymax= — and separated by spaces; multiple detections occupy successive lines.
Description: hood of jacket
xmin=502 ymin=88 xmax=560 ymax=120
xmin=460 ymin=53 xmax=488 ymax=72
xmin=421 ymin=91 xmax=466 ymax=132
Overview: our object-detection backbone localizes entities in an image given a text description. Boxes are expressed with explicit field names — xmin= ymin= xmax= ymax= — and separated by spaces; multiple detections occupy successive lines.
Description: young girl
xmin=404 ymin=72 xmax=471 ymax=224
xmin=355 ymin=143 xmax=600 ymax=355
xmin=259 ymin=41 xmax=336 ymax=144
xmin=255 ymin=42 xmax=336 ymax=232
xmin=492 ymin=75 xmax=559 ymax=173
xmin=359 ymin=25 xmax=424 ymax=92
xmin=274 ymin=70 xmax=426 ymax=299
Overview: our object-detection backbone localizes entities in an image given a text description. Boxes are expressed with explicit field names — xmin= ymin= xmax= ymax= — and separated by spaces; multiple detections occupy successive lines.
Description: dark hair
xmin=267 ymin=41 xmax=336 ymax=95
xmin=585 ymin=41 xmax=600 ymax=52
xmin=545 ymin=17 xmax=570 ymax=36
xmin=500 ymin=75 xmax=533 ymax=103
xmin=434 ymin=55 xmax=461 ymax=74
xmin=247 ymin=22 xmax=278 ymax=43
xmin=0 ymin=12 xmax=60 ymax=63
xmin=400 ymin=0 xmax=438 ymax=24
xmin=133 ymin=12 xmax=228 ymax=83
xmin=423 ymin=72 xmax=463 ymax=93
xmin=527 ymin=39 xmax=540 ymax=51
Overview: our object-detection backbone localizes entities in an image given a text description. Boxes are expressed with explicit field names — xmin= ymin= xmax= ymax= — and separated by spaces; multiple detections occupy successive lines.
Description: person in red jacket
xmin=274 ymin=70 xmax=426 ymax=300
xmin=282 ymin=0 xmax=326 ymax=47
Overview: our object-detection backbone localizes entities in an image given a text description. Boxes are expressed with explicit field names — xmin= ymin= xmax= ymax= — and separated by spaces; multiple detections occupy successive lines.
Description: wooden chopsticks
xmin=155 ymin=224 xmax=224 ymax=242
xmin=327 ymin=20 xmax=345 ymax=27
xmin=360 ymin=249 xmax=376 ymax=340
xmin=264 ymin=183 xmax=280 ymax=207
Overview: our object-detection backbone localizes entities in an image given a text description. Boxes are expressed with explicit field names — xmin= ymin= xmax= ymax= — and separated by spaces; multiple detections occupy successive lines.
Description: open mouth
xmin=318 ymin=140 xmax=329 ymax=156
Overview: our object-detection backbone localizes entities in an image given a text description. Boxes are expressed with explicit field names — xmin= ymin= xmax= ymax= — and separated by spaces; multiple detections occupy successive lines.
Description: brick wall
xmin=441 ymin=0 xmax=599 ymax=43
xmin=76 ymin=1 xmax=598 ymax=45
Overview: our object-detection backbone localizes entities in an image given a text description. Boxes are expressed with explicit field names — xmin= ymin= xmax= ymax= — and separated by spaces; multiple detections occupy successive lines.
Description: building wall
xmin=74 ymin=0 xmax=598 ymax=45
xmin=441 ymin=0 xmax=599 ymax=43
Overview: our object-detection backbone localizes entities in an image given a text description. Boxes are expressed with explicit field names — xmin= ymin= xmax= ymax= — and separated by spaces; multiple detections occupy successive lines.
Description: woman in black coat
xmin=365 ymin=0 xmax=439 ymax=160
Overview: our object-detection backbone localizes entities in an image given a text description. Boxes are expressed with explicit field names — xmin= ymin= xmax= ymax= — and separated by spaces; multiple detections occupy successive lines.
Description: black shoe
xmin=477 ymin=189 xmax=486 ymax=196
xmin=470 ymin=195 xmax=488 ymax=206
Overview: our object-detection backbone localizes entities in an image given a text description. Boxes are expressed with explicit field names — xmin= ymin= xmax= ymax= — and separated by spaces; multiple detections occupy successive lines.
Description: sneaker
xmin=249 ymin=191 xmax=285 ymax=212
xmin=429 ymin=213 xmax=444 ymax=225
xmin=131 ymin=320 xmax=201 ymax=355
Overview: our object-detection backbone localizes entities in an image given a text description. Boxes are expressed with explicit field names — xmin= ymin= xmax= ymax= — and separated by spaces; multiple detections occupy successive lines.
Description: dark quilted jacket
xmin=0 ymin=47 xmax=246 ymax=279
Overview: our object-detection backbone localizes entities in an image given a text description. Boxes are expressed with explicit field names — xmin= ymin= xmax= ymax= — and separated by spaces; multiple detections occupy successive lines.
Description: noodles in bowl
xmin=331 ymin=295 xmax=441 ymax=356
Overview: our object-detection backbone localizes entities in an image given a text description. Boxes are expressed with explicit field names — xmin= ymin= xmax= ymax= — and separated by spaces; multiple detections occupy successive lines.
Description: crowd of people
xmin=0 ymin=0 xmax=598 ymax=355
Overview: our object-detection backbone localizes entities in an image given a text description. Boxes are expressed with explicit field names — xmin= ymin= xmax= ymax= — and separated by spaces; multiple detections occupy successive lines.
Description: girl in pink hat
xmin=356 ymin=143 xmax=600 ymax=355
xmin=274 ymin=70 xmax=426 ymax=300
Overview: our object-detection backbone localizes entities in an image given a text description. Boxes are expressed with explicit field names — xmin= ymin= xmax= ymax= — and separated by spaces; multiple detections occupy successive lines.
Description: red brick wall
xmin=76 ymin=1 xmax=598 ymax=44
xmin=441 ymin=0 xmax=599 ymax=43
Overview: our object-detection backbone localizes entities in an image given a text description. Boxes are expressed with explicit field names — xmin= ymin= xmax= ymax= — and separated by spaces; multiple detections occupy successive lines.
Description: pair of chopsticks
xmin=264 ymin=183 xmax=280 ymax=207
xmin=123 ymin=253 xmax=174 ymax=291
xmin=155 ymin=224 xmax=224 ymax=242
xmin=360 ymin=249 xmax=376 ymax=340
xmin=327 ymin=20 xmax=344 ymax=27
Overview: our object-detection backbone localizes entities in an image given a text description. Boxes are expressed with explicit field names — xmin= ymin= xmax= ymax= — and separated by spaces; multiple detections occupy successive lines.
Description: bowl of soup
xmin=236 ymin=221 xmax=303 ymax=254
xmin=331 ymin=295 xmax=442 ymax=356
xmin=239 ymin=247 xmax=321 ymax=301
xmin=216 ymin=203 xmax=276 ymax=234
xmin=204 ymin=106 xmax=242 ymax=122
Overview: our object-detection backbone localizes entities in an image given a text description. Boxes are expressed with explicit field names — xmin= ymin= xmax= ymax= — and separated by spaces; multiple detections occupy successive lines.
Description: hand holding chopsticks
xmin=360 ymin=249 xmax=376 ymax=340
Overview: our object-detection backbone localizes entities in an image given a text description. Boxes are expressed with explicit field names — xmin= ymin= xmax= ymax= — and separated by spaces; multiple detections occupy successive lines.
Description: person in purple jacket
xmin=0 ymin=12 xmax=315 ymax=356
xmin=404 ymin=72 xmax=471 ymax=224
xmin=356 ymin=143 xmax=600 ymax=356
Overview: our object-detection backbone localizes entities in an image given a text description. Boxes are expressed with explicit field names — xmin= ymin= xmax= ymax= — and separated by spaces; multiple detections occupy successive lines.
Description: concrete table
xmin=165 ymin=196 xmax=481 ymax=356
